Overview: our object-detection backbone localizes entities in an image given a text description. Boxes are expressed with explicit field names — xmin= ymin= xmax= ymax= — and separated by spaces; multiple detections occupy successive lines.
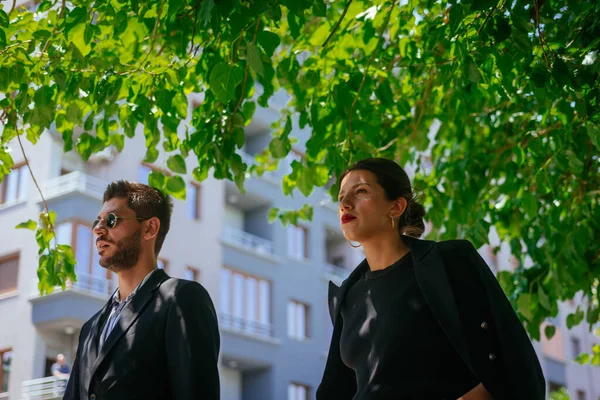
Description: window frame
xmin=187 ymin=181 xmax=202 ymax=221
xmin=184 ymin=266 xmax=200 ymax=282
xmin=221 ymin=267 xmax=271 ymax=328
xmin=287 ymin=299 xmax=310 ymax=340
xmin=0 ymin=253 xmax=20 ymax=295
xmin=0 ymin=162 xmax=28 ymax=205
xmin=288 ymin=382 xmax=310 ymax=400
xmin=0 ymin=347 xmax=13 ymax=395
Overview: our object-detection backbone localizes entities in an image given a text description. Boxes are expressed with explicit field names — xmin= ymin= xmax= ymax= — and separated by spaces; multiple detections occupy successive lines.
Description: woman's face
xmin=338 ymin=170 xmax=401 ymax=243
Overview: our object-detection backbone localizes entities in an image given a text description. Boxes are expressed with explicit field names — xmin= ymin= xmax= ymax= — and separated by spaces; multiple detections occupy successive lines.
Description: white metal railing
xmin=0 ymin=391 xmax=9 ymax=399
xmin=69 ymin=271 xmax=114 ymax=297
xmin=222 ymin=226 xmax=273 ymax=255
xmin=220 ymin=313 xmax=274 ymax=338
xmin=21 ymin=376 xmax=66 ymax=400
xmin=324 ymin=263 xmax=351 ymax=281
xmin=33 ymin=272 xmax=113 ymax=299
xmin=40 ymin=171 xmax=108 ymax=201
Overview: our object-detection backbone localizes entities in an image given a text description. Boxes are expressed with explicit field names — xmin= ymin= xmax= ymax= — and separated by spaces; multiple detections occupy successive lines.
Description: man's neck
xmin=116 ymin=262 xmax=155 ymax=300
xmin=362 ymin=233 xmax=410 ymax=271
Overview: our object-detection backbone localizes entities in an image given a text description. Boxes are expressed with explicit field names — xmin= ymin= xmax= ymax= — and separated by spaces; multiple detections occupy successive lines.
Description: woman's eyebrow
xmin=338 ymin=182 xmax=371 ymax=197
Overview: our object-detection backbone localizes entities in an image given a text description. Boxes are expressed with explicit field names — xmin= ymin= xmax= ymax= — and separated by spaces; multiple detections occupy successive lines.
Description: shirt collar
xmin=113 ymin=268 xmax=158 ymax=304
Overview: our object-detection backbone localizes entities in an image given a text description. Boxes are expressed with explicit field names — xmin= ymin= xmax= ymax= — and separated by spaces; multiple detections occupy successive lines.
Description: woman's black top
xmin=339 ymin=253 xmax=479 ymax=400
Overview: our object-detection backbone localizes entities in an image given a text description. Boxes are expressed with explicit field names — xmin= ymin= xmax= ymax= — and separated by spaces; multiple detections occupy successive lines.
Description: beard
xmin=99 ymin=228 xmax=142 ymax=272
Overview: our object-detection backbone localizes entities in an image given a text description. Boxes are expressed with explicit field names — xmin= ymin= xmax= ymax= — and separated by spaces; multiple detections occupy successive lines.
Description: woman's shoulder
xmin=435 ymin=238 xmax=475 ymax=253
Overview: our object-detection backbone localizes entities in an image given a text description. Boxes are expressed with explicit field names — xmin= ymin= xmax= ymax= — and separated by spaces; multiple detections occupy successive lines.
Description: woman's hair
xmin=339 ymin=158 xmax=426 ymax=238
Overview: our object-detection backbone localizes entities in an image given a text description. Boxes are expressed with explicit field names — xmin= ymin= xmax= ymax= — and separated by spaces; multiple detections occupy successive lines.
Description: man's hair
xmin=103 ymin=180 xmax=173 ymax=256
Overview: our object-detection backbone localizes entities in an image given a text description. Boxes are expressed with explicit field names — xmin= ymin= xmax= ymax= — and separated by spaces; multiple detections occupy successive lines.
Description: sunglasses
xmin=92 ymin=213 xmax=150 ymax=230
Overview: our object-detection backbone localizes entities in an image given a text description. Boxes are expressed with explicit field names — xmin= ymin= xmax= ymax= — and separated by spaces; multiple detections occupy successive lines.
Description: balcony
xmin=219 ymin=313 xmax=280 ymax=348
xmin=323 ymin=263 xmax=351 ymax=285
xmin=30 ymin=272 xmax=114 ymax=333
xmin=21 ymin=377 xmax=66 ymax=400
xmin=222 ymin=226 xmax=274 ymax=256
xmin=39 ymin=171 xmax=108 ymax=203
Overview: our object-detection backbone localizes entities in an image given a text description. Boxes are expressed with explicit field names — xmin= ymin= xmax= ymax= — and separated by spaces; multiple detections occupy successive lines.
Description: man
xmin=50 ymin=354 xmax=70 ymax=380
xmin=64 ymin=181 xmax=220 ymax=400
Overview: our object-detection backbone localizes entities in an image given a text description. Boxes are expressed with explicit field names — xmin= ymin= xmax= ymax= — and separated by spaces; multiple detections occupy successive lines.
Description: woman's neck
xmin=362 ymin=233 xmax=410 ymax=272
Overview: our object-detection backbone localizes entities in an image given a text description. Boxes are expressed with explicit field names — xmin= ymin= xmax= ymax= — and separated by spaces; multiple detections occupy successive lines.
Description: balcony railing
xmin=220 ymin=313 xmax=274 ymax=338
xmin=222 ymin=226 xmax=273 ymax=255
xmin=21 ymin=376 xmax=66 ymax=400
xmin=69 ymin=271 xmax=114 ymax=297
xmin=323 ymin=263 xmax=351 ymax=281
xmin=34 ymin=272 xmax=114 ymax=299
xmin=40 ymin=171 xmax=108 ymax=202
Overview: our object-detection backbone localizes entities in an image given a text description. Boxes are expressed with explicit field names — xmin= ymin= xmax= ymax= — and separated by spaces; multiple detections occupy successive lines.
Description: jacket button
xmin=480 ymin=321 xmax=489 ymax=329
xmin=90 ymin=395 xmax=96 ymax=400
xmin=488 ymin=353 xmax=496 ymax=361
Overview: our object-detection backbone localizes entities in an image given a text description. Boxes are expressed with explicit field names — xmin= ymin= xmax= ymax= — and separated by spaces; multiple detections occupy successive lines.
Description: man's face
xmin=94 ymin=197 xmax=143 ymax=272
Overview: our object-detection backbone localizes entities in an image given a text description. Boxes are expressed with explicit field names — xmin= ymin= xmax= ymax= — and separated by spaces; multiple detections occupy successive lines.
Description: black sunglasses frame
xmin=93 ymin=213 xmax=150 ymax=230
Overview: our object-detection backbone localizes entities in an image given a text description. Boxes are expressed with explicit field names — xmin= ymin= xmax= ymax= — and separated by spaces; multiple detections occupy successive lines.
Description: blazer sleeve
xmin=316 ymin=315 xmax=357 ymax=400
xmin=165 ymin=282 xmax=220 ymax=400
xmin=63 ymin=326 xmax=84 ymax=400
xmin=463 ymin=241 xmax=545 ymax=399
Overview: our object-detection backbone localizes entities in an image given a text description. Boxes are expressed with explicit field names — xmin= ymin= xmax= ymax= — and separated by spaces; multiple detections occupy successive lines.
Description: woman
xmin=317 ymin=158 xmax=545 ymax=400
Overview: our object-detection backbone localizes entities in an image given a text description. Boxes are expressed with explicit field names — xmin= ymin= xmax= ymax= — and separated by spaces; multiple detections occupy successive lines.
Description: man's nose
xmin=93 ymin=220 xmax=107 ymax=235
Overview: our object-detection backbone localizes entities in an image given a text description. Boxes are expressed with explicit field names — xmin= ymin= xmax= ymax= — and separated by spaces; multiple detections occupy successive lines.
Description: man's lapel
xmin=87 ymin=269 xmax=170 ymax=384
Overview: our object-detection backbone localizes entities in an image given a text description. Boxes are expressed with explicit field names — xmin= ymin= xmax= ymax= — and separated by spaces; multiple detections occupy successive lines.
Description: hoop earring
xmin=347 ymin=240 xmax=361 ymax=248
xmin=390 ymin=216 xmax=395 ymax=230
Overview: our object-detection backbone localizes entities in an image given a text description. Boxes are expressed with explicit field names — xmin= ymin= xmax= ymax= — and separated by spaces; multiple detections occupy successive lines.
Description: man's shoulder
xmin=158 ymin=277 xmax=211 ymax=302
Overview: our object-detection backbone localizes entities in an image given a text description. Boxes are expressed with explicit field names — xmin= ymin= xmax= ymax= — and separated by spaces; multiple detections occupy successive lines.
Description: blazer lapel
xmin=327 ymin=259 xmax=368 ymax=324
xmin=406 ymin=236 xmax=474 ymax=372
xmin=87 ymin=269 xmax=170 ymax=385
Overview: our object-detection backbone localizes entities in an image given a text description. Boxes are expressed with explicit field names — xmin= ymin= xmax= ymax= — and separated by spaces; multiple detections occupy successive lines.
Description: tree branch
xmin=14 ymin=117 xmax=51 ymax=226
xmin=9 ymin=0 xmax=16 ymax=16
xmin=322 ymin=0 xmax=353 ymax=49
xmin=534 ymin=0 xmax=551 ymax=68
xmin=230 ymin=20 xmax=261 ymax=132
xmin=477 ymin=4 xmax=498 ymax=35
xmin=138 ymin=1 xmax=164 ymax=70
xmin=349 ymin=0 xmax=397 ymax=141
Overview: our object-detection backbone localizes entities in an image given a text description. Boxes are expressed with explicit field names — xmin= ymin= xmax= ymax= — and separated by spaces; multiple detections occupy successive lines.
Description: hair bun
xmin=403 ymin=198 xmax=425 ymax=238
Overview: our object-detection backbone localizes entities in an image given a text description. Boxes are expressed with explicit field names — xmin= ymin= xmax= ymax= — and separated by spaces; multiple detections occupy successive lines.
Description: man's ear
xmin=143 ymin=217 xmax=161 ymax=240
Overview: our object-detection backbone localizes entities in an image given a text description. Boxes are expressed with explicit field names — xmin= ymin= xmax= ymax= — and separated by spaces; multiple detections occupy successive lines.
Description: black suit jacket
xmin=64 ymin=268 xmax=220 ymax=400
xmin=317 ymin=237 xmax=545 ymax=400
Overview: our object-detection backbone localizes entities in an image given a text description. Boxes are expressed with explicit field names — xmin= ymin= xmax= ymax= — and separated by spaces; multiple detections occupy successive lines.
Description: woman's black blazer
xmin=317 ymin=236 xmax=545 ymax=399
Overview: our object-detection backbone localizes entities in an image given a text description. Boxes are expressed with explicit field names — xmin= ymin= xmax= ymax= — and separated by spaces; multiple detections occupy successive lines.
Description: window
xmin=55 ymin=221 xmax=111 ymax=294
xmin=187 ymin=182 xmax=201 ymax=220
xmin=571 ymin=337 xmax=581 ymax=359
xmin=184 ymin=266 xmax=199 ymax=282
xmin=287 ymin=225 xmax=308 ymax=259
xmin=0 ymin=253 xmax=19 ymax=295
xmin=577 ymin=390 xmax=586 ymax=400
xmin=288 ymin=383 xmax=309 ymax=400
xmin=157 ymin=258 xmax=168 ymax=271
xmin=220 ymin=268 xmax=271 ymax=336
xmin=0 ymin=163 xmax=29 ymax=205
xmin=288 ymin=301 xmax=309 ymax=340
xmin=0 ymin=348 xmax=12 ymax=395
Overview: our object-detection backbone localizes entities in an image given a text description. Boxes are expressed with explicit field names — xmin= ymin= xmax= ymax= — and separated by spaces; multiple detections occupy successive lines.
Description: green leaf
xmin=269 ymin=137 xmax=291 ymax=158
xmin=544 ymin=325 xmax=556 ymax=340
xmin=148 ymin=171 xmax=165 ymax=189
xmin=268 ymin=207 xmax=280 ymax=223
xmin=166 ymin=175 xmax=186 ymax=200
xmin=466 ymin=58 xmax=482 ymax=83
xmin=517 ymin=293 xmax=534 ymax=321
xmin=209 ymin=62 xmax=244 ymax=103
xmin=192 ymin=164 xmax=209 ymax=183
xmin=15 ymin=220 xmax=37 ymax=230
xmin=574 ymin=353 xmax=590 ymax=365
xmin=246 ymin=42 xmax=264 ymax=77
xmin=587 ymin=123 xmax=600 ymax=150
xmin=0 ymin=10 xmax=8 ymax=28
xmin=0 ymin=29 xmax=6 ymax=50
xmin=258 ymin=30 xmax=281 ymax=57
xmin=538 ymin=286 xmax=551 ymax=311
xmin=173 ymin=92 xmax=188 ymax=118
xmin=167 ymin=154 xmax=187 ymax=174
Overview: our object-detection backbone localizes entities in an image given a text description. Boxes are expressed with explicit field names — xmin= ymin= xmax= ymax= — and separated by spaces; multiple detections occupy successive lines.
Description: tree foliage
xmin=0 ymin=0 xmax=599 ymax=361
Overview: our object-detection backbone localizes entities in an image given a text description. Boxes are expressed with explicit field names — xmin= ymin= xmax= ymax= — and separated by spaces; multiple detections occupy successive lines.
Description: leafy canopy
xmin=0 ymin=0 xmax=599 ymax=362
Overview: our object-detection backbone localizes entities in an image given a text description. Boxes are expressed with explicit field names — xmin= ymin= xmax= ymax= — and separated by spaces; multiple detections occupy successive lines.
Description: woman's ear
xmin=391 ymin=197 xmax=408 ymax=218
